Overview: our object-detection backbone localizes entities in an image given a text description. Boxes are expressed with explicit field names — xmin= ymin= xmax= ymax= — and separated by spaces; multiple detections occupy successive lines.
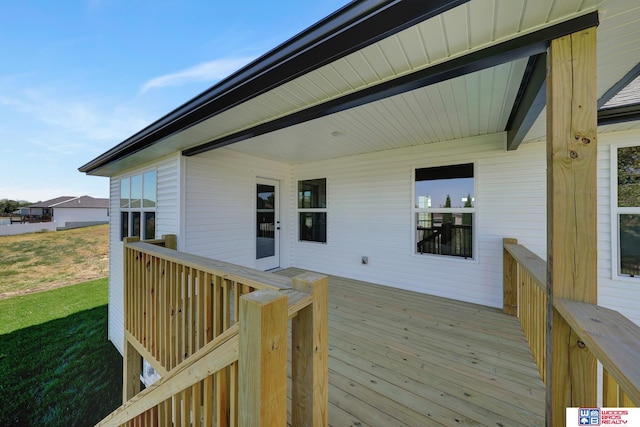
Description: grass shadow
xmin=0 ymin=305 xmax=122 ymax=426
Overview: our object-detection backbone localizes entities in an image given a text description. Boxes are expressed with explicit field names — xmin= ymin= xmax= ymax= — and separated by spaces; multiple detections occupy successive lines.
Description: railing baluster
xmin=109 ymin=237 xmax=327 ymax=427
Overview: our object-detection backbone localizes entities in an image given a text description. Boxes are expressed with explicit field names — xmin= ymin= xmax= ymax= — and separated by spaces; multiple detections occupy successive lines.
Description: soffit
xmin=88 ymin=0 xmax=640 ymax=175
xmin=522 ymin=0 xmax=640 ymax=143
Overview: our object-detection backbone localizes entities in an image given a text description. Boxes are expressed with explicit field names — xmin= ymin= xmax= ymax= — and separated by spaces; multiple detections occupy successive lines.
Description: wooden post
xmin=503 ymin=237 xmax=518 ymax=315
xmin=546 ymin=27 xmax=598 ymax=426
xmin=161 ymin=234 xmax=177 ymax=250
xmin=123 ymin=236 xmax=142 ymax=403
xmin=238 ymin=290 xmax=288 ymax=427
xmin=292 ymin=273 xmax=329 ymax=427
xmin=123 ymin=338 xmax=141 ymax=403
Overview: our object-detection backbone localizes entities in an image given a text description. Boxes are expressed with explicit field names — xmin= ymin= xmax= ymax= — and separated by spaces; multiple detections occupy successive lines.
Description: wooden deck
xmin=276 ymin=268 xmax=545 ymax=427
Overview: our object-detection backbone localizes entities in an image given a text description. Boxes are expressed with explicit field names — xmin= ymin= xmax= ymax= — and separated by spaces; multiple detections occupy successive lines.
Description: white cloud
xmin=140 ymin=57 xmax=255 ymax=93
xmin=1 ymin=90 xmax=149 ymax=149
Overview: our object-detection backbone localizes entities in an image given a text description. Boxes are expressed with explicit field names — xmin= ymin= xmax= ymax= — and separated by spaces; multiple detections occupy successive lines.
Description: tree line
xmin=0 ymin=199 xmax=32 ymax=215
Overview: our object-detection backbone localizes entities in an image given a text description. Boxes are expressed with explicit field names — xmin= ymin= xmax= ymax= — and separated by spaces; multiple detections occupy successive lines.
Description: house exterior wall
xmin=288 ymin=131 xmax=639 ymax=325
xmin=105 ymin=131 xmax=640 ymax=355
xmin=53 ymin=207 xmax=109 ymax=228
xmin=107 ymin=153 xmax=181 ymax=355
xmin=291 ymin=133 xmax=547 ymax=309
xmin=597 ymin=130 xmax=640 ymax=326
xmin=183 ymin=148 xmax=293 ymax=268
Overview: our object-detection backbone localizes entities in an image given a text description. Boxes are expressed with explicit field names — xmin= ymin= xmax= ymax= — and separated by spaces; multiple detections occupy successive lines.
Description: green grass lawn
xmin=0 ymin=278 xmax=122 ymax=426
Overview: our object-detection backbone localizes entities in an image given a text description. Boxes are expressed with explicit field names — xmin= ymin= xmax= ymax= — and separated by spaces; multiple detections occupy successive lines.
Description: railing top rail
xmin=125 ymin=240 xmax=293 ymax=291
xmin=554 ymin=298 xmax=640 ymax=405
xmin=504 ymin=243 xmax=547 ymax=292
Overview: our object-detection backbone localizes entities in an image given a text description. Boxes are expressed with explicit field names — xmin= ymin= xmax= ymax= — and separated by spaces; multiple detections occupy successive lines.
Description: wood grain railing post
xmin=292 ymin=273 xmax=329 ymax=427
xmin=238 ymin=290 xmax=288 ymax=427
xmin=503 ymin=237 xmax=518 ymax=316
xmin=123 ymin=339 xmax=141 ymax=403
xmin=546 ymin=27 xmax=598 ymax=426
xmin=161 ymin=234 xmax=177 ymax=250
xmin=123 ymin=236 xmax=141 ymax=404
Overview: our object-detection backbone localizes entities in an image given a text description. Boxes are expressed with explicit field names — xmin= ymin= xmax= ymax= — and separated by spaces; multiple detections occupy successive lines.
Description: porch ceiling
xmin=81 ymin=0 xmax=640 ymax=176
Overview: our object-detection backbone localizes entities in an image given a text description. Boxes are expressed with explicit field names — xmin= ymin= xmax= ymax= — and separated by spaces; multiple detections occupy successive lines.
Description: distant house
xmin=21 ymin=196 xmax=109 ymax=229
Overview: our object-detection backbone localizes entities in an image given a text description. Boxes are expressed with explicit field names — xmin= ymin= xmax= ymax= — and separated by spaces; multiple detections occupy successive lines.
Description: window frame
xmin=120 ymin=169 xmax=157 ymax=241
xmin=412 ymin=163 xmax=476 ymax=261
xmin=297 ymin=177 xmax=327 ymax=244
xmin=611 ymin=143 xmax=640 ymax=281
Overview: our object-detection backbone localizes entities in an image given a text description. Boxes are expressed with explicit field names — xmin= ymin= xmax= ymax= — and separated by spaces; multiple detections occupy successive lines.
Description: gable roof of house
xmin=53 ymin=196 xmax=109 ymax=209
xmin=28 ymin=196 xmax=76 ymax=208
xmin=79 ymin=0 xmax=640 ymax=177
xmin=28 ymin=196 xmax=109 ymax=209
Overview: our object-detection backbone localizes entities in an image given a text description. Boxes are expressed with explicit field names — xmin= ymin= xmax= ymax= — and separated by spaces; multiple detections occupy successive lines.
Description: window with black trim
xmin=615 ymin=145 xmax=640 ymax=277
xmin=414 ymin=163 xmax=474 ymax=258
xmin=120 ymin=170 xmax=157 ymax=240
xmin=298 ymin=178 xmax=326 ymax=243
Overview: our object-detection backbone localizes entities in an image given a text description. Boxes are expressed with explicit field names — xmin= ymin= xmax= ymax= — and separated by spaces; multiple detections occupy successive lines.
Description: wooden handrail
xmin=126 ymin=240 xmax=293 ymax=291
xmin=97 ymin=324 xmax=240 ymax=426
xmin=107 ymin=237 xmax=327 ymax=426
xmin=554 ymin=298 xmax=640 ymax=405
xmin=504 ymin=238 xmax=640 ymax=409
xmin=503 ymin=243 xmax=546 ymax=292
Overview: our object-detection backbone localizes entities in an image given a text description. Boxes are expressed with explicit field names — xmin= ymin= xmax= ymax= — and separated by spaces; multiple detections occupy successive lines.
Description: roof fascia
xmin=597 ymin=62 xmax=640 ymax=109
xmin=79 ymin=0 xmax=469 ymax=174
xmin=183 ymin=11 xmax=599 ymax=157
xmin=505 ymin=53 xmax=547 ymax=151
xmin=597 ymin=103 xmax=640 ymax=125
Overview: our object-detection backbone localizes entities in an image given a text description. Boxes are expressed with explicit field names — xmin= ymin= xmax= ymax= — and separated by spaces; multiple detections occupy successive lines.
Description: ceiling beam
xmin=184 ymin=11 xmax=599 ymax=157
xmin=505 ymin=53 xmax=547 ymax=151
xmin=79 ymin=0 xmax=469 ymax=174
xmin=597 ymin=103 xmax=640 ymax=126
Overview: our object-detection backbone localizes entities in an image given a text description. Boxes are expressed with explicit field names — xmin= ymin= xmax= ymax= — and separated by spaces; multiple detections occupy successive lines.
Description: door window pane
xmin=256 ymin=184 xmax=275 ymax=259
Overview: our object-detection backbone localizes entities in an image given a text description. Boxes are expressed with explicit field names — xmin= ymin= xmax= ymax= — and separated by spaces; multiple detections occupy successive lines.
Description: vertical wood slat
xmin=120 ymin=237 xmax=322 ymax=427
xmin=546 ymin=27 xmax=598 ymax=426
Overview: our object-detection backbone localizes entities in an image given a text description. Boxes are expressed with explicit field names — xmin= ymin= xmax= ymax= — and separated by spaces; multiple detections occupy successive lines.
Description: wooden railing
xmin=503 ymin=238 xmax=640 ymax=410
xmin=97 ymin=235 xmax=328 ymax=426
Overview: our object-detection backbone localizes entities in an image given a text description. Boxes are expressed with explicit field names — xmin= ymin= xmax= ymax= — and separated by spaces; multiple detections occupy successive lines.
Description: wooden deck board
xmin=277 ymin=268 xmax=545 ymax=426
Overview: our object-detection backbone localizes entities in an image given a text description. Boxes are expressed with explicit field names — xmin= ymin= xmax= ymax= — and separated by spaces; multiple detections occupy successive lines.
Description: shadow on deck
xmin=276 ymin=268 xmax=545 ymax=427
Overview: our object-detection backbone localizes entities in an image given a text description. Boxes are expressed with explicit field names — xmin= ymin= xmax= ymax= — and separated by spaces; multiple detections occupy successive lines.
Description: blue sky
xmin=0 ymin=0 xmax=349 ymax=202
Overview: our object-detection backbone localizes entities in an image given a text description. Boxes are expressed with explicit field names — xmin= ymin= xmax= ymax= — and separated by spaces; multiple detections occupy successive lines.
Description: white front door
xmin=255 ymin=178 xmax=280 ymax=270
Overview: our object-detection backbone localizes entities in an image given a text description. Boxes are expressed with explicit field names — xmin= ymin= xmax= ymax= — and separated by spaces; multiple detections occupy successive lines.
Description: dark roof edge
xmin=597 ymin=62 xmax=640 ymax=109
xmin=79 ymin=0 xmax=469 ymax=174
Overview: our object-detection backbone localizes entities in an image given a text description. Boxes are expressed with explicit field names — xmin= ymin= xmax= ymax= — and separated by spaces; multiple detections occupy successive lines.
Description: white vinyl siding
xmin=599 ymin=131 xmax=640 ymax=326
xmin=183 ymin=148 xmax=293 ymax=269
xmin=107 ymin=154 xmax=180 ymax=355
xmin=291 ymin=134 xmax=547 ymax=308
xmin=106 ymin=132 xmax=640 ymax=357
